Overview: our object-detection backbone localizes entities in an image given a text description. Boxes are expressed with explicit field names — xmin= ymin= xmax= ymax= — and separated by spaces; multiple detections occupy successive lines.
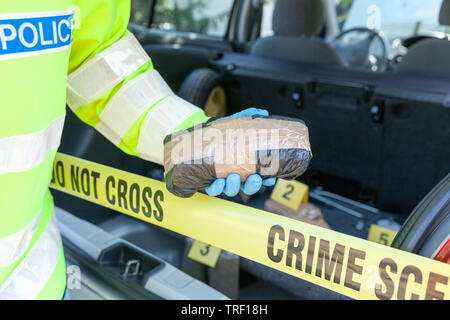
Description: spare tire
xmin=178 ymin=68 xmax=227 ymax=118
xmin=392 ymin=173 xmax=450 ymax=260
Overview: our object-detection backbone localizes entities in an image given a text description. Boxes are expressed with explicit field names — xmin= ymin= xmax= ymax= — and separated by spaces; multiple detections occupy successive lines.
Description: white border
xmin=0 ymin=115 xmax=65 ymax=175
xmin=0 ymin=213 xmax=62 ymax=299
xmin=0 ymin=210 xmax=43 ymax=268
xmin=0 ymin=44 xmax=72 ymax=61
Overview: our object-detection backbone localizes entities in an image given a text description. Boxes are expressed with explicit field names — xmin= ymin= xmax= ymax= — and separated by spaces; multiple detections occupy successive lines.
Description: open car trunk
xmin=53 ymin=23 xmax=449 ymax=299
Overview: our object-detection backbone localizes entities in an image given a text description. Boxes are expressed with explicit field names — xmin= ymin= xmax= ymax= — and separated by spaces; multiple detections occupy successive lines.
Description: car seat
xmin=251 ymin=0 xmax=345 ymax=66
xmin=397 ymin=0 xmax=450 ymax=77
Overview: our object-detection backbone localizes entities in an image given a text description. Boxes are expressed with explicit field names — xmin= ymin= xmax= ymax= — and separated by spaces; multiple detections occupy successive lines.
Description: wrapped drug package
xmin=164 ymin=116 xmax=312 ymax=198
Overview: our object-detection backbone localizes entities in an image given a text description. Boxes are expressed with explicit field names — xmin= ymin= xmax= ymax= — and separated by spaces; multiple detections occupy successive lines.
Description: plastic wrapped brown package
xmin=164 ymin=116 xmax=312 ymax=198
xmin=264 ymin=199 xmax=332 ymax=229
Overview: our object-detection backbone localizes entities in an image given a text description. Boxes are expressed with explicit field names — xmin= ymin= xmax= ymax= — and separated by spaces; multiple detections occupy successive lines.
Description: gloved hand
xmin=164 ymin=107 xmax=311 ymax=198
xmin=204 ymin=108 xmax=277 ymax=197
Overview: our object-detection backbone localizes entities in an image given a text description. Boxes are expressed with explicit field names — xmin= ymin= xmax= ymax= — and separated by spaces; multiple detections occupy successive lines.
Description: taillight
xmin=433 ymin=238 xmax=450 ymax=264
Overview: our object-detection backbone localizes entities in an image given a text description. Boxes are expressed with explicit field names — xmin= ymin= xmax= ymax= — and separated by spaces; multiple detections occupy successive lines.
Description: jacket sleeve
xmin=67 ymin=0 xmax=209 ymax=165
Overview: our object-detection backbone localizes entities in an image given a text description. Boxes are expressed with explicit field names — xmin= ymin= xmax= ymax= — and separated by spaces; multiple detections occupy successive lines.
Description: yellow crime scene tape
xmin=50 ymin=153 xmax=450 ymax=300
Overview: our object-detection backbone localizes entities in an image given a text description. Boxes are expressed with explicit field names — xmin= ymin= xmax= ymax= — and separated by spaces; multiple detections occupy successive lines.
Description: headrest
xmin=272 ymin=0 xmax=324 ymax=37
xmin=439 ymin=0 xmax=450 ymax=26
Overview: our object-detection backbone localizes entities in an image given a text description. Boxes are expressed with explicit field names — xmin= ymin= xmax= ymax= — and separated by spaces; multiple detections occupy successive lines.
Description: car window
xmin=149 ymin=0 xmax=235 ymax=37
xmin=337 ymin=0 xmax=447 ymax=41
xmin=130 ymin=0 xmax=152 ymax=26
xmin=335 ymin=0 xmax=354 ymax=29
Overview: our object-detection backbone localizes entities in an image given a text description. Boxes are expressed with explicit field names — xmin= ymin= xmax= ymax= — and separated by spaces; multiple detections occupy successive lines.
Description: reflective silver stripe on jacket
xmin=137 ymin=96 xmax=200 ymax=164
xmin=66 ymin=33 xmax=150 ymax=110
xmin=0 ymin=213 xmax=61 ymax=300
xmin=0 ymin=115 xmax=65 ymax=175
xmin=0 ymin=210 xmax=42 ymax=268
xmin=97 ymin=69 xmax=173 ymax=140
xmin=66 ymin=31 xmax=201 ymax=164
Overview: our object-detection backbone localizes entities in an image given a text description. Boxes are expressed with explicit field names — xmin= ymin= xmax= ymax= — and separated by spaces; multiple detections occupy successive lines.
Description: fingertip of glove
xmin=224 ymin=174 xmax=241 ymax=197
xmin=206 ymin=178 xmax=225 ymax=196
xmin=246 ymin=108 xmax=269 ymax=117
xmin=242 ymin=174 xmax=262 ymax=195
xmin=262 ymin=177 xmax=277 ymax=187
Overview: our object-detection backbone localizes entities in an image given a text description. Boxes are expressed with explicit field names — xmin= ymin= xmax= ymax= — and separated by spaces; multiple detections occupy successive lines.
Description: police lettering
xmin=0 ymin=11 xmax=73 ymax=59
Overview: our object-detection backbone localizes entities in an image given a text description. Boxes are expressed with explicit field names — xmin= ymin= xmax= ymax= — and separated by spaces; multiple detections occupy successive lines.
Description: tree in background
xmin=153 ymin=0 xmax=231 ymax=36
xmin=131 ymin=0 xmax=152 ymax=25
xmin=335 ymin=0 xmax=355 ymax=27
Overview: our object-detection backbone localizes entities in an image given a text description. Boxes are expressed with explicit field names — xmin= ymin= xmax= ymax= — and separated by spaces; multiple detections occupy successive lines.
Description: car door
xmin=128 ymin=0 xmax=239 ymax=91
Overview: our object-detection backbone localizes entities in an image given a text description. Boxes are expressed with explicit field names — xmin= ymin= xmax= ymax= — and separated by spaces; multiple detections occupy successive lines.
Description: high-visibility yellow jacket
xmin=0 ymin=0 xmax=208 ymax=299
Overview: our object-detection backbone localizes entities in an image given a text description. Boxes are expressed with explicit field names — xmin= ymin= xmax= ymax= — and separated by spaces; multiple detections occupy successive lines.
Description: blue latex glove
xmin=205 ymin=108 xmax=277 ymax=197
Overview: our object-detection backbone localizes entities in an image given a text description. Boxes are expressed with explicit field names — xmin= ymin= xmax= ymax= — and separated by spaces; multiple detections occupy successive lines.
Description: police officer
xmin=0 ymin=0 xmax=275 ymax=299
